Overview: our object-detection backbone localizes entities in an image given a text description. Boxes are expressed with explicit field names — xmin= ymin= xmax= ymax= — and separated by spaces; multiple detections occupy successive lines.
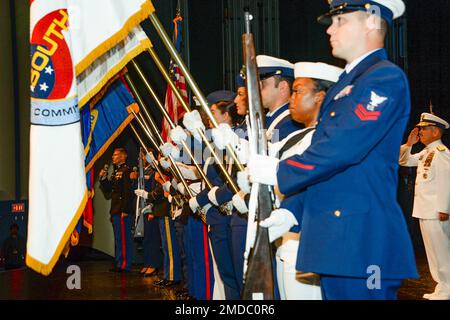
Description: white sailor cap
xmin=256 ymin=55 xmax=294 ymax=79
xmin=294 ymin=62 xmax=344 ymax=83
xmin=416 ymin=113 xmax=449 ymax=130
xmin=318 ymin=0 xmax=405 ymax=26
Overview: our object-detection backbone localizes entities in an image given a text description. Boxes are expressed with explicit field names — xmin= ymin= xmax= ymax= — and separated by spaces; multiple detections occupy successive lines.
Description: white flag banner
xmin=29 ymin=0 xmax=87 ymax=275
xmin=67 ymin=0 xmax=154 ymax=76
xmin=28 ymin=0 xmax=152 ymax=276
xmin=77 ymin=25 xmax=152 ymax=108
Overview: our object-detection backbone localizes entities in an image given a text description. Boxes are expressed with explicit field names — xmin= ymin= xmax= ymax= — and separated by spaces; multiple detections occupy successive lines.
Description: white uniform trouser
xmin=419 ymin=219 xmax=450 ymax=297
xmin=209 ymin=237 xmax=226 ymax=300
xmin=276 ymin=239 xmax=322 ymax=300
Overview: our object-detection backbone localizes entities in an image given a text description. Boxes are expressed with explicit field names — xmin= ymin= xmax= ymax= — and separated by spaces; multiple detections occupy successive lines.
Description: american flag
xmin=162 ymin=14 xmax=187 ymax=142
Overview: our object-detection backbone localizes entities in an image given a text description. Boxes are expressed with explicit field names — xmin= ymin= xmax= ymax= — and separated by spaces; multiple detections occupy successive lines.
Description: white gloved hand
xmin=211 ymin=123 xmax=239 ymax=150
xmin=141 ymin=204 xmax=153 ymax=215
xmin=171 ymin=179 xmax=178 ymax=189
xmin=189 ymin=197 xmax=200 ymax=213
xmin=146 ymin=151 xmax=156 ymax=164
xmin=172 ymin=207 xmax=183 ymax=220
xmin=135 ymin=189 xmax=149 ymax=199
xmin=237 ymin=170 xmax=251 ymax=194
xmin=170 ymin=125 xmax=188 ymax=145
xmin=183 ymin=110 xmax=205 ymax=136
xmin=248 ymin=154 xmax=279 ymax=186
xmin=232 ymin=191 xmax=248 ymax=214
xmin=160 ymin=142 xmax=180 ymax=159
xmin=177 ymin=183 xmax=186 ymax=195
xmin=167 ymin=194 xmax=173 ymax=203
xmin=163 ymin=181 xmax=171 ymax=193
xmin=260 ymin=208 xmax=298 ymax=243
xmin=207 ymin=186 xmax=220 ymax=206
xmin=160 ymin=157 xmax=171 ymax=170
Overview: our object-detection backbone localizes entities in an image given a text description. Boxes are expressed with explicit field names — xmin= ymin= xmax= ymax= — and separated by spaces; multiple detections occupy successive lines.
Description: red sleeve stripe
xmin=286 ymin=160 xmax=315 ymax=170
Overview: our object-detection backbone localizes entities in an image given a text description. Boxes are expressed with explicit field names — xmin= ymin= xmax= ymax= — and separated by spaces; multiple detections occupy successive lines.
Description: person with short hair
xmin=99 ymin=147 xmax=134 ymax=272
xmin=399 ymin=113 xmax=450 ymax=300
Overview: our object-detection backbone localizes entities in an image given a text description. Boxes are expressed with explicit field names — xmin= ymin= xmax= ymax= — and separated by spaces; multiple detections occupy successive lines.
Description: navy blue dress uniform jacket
xmin=276 ymin=49 xmax=418 ymax=279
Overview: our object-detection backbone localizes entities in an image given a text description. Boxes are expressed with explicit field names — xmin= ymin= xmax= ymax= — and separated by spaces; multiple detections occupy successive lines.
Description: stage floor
xmin=0 ymin=249 xmax=435 ymax=300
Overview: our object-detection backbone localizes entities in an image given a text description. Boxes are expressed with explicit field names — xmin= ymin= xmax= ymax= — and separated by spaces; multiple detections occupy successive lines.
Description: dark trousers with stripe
xmin=111 ymin=214 xmax=133 ymax=271
xmin=158 ymin=216 xmax=181 ymax=281
xmin=320 ymin=275 xmax=402 ymax=300
xmin=143 ymin=214 xmax=162 ymax=268
xmin=209 ymin=220 xmax=241 ymax=300
xmin=230 ymin=213 xmax=248 ymax=295
xmin=184 ymin=216 xmax=214 ymax=300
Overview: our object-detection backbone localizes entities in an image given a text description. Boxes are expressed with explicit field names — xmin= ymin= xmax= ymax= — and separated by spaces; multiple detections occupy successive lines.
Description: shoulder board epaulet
xmin=437 ymin=144 xmax=446 ymax=152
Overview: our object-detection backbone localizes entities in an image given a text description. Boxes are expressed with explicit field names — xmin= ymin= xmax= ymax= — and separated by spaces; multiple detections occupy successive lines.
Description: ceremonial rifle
xmin=241 ymin=11 xmax=275 ymax=300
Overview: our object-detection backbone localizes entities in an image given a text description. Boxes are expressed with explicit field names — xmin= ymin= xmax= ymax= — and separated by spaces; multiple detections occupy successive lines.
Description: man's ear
xmin=366 ymin=14 xmax=382 ymax=33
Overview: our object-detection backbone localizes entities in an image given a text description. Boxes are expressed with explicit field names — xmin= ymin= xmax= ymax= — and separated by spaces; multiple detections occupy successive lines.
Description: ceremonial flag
xmin=28 ymin=0 xmax=87 ymax=275
xmin=161 ymin=14 xmax=188 ymax=141
xmin=83 ymin=78 xmax=139 ymax=173
xmin=28 ymin=0 xmax=151 ymax=275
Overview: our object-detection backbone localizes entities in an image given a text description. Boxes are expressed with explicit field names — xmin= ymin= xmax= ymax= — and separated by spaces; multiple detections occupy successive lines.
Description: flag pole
xmin=124 ymin=72 xmax=213 ymax=190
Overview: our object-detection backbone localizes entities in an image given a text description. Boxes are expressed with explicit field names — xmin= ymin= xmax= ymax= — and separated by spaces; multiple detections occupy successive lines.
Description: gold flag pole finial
xmin=429 ymin=99 xmax=434 ymax=115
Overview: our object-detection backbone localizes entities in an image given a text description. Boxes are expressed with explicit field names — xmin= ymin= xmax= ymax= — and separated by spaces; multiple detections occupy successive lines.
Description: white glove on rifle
xmin=189 ymin=197 xmax=200 ymax=213
xmin=135 ymin=189 xmax=149 ymax=199
xmin=160 ymin=157 xmax=171 ymax=170
xmin=232 ymin=190 xmax=248 ymax=214
xmin=207 ymin=186 xmax=220 ymax=206
xmin=170 ymin=125 xmax=188 ymax=145
xmin=260 ymin=208 xmax=298 ymax=243
xmin=160 ymin=142 xmax=180 ymax=160
xmin=248 ymin=154 xmax=279 ymax=186
xmin=237 ymin=170 xmax=251 ymax=194
xmin=163 ymin=181 xmax=171 ymax=193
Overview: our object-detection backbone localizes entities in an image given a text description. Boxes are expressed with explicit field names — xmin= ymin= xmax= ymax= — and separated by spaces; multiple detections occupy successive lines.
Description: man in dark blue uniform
xmin=247 ymin=0 xmax=418 ymax=299
xmin=99 ymin=147 xmax=134 ymax=272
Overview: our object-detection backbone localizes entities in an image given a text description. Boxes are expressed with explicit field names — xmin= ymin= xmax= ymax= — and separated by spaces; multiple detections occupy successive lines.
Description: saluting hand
xmin=439 ymin=212 xmax=449 ymax=221
xmin=99 ymin=168 xmax=107 ymax=178
xmin=406 ymin=128 xmax=419 ymax=146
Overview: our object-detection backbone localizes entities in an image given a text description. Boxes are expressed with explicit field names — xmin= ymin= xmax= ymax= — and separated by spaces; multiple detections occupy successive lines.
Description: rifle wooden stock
xmin=241 ymin=12 xmax=274 ymax=300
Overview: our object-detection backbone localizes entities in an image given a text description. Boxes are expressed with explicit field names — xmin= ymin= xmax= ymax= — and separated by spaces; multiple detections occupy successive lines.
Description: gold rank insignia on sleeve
xmin=437 ymin=144 xmax=446 ymax=152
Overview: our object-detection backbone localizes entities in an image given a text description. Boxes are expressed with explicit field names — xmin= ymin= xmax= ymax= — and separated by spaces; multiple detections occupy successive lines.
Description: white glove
xmin=207 ymin=186 xmax=220 ymax=206
xmin=232 ymin=191 xmax=248 ymax=214
xmin=260 ymin=208 xmax=298 ymax=243
xmin=167 ymin=194 xmax=173 ymax=203
xmin=135 ymin=189 xmax=149 ymax=199
xmin=172 ymin=207 xmax=183 ymax=220
xmin=189 ymin=197 xmax=200 ymax=213
xmin=177 ymin=183 xmax=186 ymax=195
xmin=163 ymin=181 xmax=171 ymax=193
xmin=141 ymin=204 xmax=153 ymax=215
xmin=171 ymin=179 xmax=178 ymax=189
xmin=248 ymin=154 xmax=279 ymax=186
xmin=183 ymin=110 xmax=205 ymax=138
xmin=160 ymin=142 xmax=180 ymax=159
xmin=146 ymin=151 xmax=156 ymax=164
xmin=178 ymin=163 xmax=200 ymax=180
xmin=237 ymin=170 xmax=251 ymax=194
xmin=160 ymin=157 xmax=171 ymax=170
xmin=211 ymin=123 xmax=239 ymax=150
xmin=170 ymin=125 xmax=188 ymax=145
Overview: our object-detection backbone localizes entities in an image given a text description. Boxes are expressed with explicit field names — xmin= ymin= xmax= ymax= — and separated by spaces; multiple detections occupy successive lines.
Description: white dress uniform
xmin=270 ymin=127 xmax=323 ymax=300
xmin=400 ymin=133 xmax=450 ymax=300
